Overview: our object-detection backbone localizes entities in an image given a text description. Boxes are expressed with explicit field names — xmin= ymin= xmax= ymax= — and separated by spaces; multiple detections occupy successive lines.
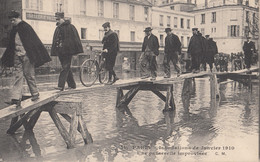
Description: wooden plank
xmin=25 ymin=110 xmax=42 ymax=130
xmin=151 ymin=90 xmax=166 ymax=102
xmin=78 ymin=115 xmax=93 ymax=144
xmin=69 ymin=111 xmax=78 ymax=146
xmin=116 ymin=88 xmax=124 ymax=106
xmin=48 ymin=108 xmax=74 ymax=149
xmin=0 ymin=91 xmax=60 ymax=121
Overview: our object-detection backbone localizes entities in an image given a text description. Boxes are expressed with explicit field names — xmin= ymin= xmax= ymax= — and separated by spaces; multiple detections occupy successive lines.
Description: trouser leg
xmin=171 ymin=54 xmax=181 ymax=74
xmin=23 ymin=55 xmax=39 ymax=96
xmin=139 ymin=53 xmax=149 ymax=77
xmin=11 ymin=55 xmax=23 ymax=100
xmin=149 ymin=55 xmax=157 ymax=78
xmin=58 ymin=54 xmax=75 ymax=89
xmin=163 ymin=54 xmax=171 ymax=76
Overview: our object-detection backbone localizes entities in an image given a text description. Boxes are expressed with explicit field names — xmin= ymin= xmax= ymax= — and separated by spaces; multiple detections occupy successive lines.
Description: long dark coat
xmin=1 ymin=21 xmax=51 ymax=68
xmin=206 ymin=38 xmax=218 ymax=64
xmin=187 ymin=34 xmax=205 ymax=55
xmin=164 ymin=33 xmax=181 ymax=54
xmin=142 ymin=34 xmax=159 ymax=56
xmin=51 ymin=20 xmax=83 ymax=56
xmin=102 ymin=30 xmax=119 ymax=70
xmin=243 ymin=41 xmax=256 ymax=56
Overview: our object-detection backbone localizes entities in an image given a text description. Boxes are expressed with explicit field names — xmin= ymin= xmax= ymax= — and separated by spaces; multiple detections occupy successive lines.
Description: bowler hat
xmin=8 ymin=10 xmax=20 ymax=19
xmin=55 ymin=12 xmax=64 ymax=19
xmin=192 ymin=28 xmax=198 ymax=31
xmin=165 ymin=28 xmax=172 ymax=32
xmin=144 ymin=27 xmax=152 ymax=32
xmin=102 ymin=22 xmax=110 ymax=28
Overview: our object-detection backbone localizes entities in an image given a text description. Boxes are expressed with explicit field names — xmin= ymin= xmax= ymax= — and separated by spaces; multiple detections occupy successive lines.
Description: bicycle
xmin=80 ymin=50 xmax=111 ymax=87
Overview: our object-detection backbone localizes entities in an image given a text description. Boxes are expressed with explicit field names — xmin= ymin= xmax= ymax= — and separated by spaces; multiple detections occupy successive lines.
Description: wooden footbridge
xmin=0 ymin=67 xmax=258 ymax=149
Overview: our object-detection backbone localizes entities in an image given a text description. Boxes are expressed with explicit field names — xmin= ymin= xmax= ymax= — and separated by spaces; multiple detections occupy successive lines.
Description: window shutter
xmin=228 ymin=25 xmax=231 ymax=37
xmin=237 ymin=25 xmax=240 ymax=36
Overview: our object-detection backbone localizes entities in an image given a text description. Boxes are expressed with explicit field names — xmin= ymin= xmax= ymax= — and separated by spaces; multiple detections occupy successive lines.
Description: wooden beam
xmin=69 ymin=111 xmax=78 ymax=146
xmin=78 ymin=115 xmax=93 ymax=144
xmin=116 ymin=85 xmax=140 ymax=107
xmin=116 ymin=88 xmax=124 ymax=106
xmin=151 ymin=90 xmax=166 ymax=102
xmin=48 ymin=108 xmax=74 ymax=149
xmin=25 ymin=110 xmax=42 ymax=130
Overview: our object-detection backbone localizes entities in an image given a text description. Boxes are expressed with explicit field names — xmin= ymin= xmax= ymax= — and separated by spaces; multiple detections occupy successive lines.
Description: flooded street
xmin=0 ymin=71 xmax=258 ymax=162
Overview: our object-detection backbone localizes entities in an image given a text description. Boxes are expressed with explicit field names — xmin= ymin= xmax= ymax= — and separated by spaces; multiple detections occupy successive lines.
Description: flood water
xmin=0 ymin=71 xmax=259 ymax=162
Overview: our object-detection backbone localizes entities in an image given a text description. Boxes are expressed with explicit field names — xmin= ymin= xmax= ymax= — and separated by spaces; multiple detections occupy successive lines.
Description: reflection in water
xmin=0 ymin=77 xmax=258 ymax=162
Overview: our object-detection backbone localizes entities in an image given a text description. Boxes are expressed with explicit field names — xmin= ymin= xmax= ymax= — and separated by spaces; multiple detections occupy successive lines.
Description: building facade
xmin=190 ymin=3 xmax=259 ymax=53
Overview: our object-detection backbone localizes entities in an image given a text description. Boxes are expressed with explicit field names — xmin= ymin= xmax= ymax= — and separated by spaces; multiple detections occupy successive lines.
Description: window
xmin=167 ymin=16 xmax=171 ymax=27
xmin=98 ymin=0 xmax=104 ymax=17
xmin=187 ymin=19 xmax=190 ymax=29
xmin=144 ymin=7 xmax=149 ymax=21
xmin=253 ymin=13 xmax=256 ymax=24
xmin=201 ymin=28 xmax=205 ymax=35
xmin=113 ymin=3 xmax=119 ymax=19
xmin=26 ymin=0 xmax=43 ymax=10
xmin=81 ymin=28 xmax=87 ymax=39
xmin=130 ymin=31 xmax=135 ymax=42
xmin=212 ymin=12 xmax=216 ymax=23
xmin=53 ymin=0 xmax=68 ymax=13
xmin=201 ymin=14 xmax=205 ymax=24
xmin=187 ymin=37 xmax=190 ymax=46
xmin=180 ymin=18 xmax=184 ymax=28
xmin=181 ymin=36 xmax=184 ymax=47
xmin=159 ymin=15 xmax=164 ymax=26
xmin=246 ymin=11 xmax=249 ymax=23
xmin=160 ymin=34 xmax=164 ymax=46
xmin=211 ymin=27 xmax=216 ymax=33
xmin=129 ymin=5 xmax=135 ymax=20
xmin=174 ymin=17 xmax=178 ymax=28
xmin=228 ymin=25 xmax=240 ymax=37
xmin=170 ymin=6 xmax=174 ymax=10
xmin=80 ymin=0 xmax=86 ymax=15
xmin=99 ymin=29 xmax=104 ymax=40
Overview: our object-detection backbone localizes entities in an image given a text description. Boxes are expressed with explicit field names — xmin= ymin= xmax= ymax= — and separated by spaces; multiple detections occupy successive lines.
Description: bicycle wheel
xmin=80 ymin=59 xmax=99 ymax=87
xmin=98 ymin=67 xmax=110 ymax=84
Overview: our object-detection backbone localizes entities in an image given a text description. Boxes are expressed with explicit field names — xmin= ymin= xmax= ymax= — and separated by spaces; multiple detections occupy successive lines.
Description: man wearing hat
xmin=243 ymin=36 xmax=256 ymax=70
xmin=163 ymin=28 xmax=181 ymax=78
xmin=1 ymin=11 xmax=51 ymax=107
xmin=101 ymin=22 xmax=120 ymax=85
xmin=51 ymin=12 xmax=83 ymax=91
xmin=187 ymin=28 xmax=205 ymax=73
xmin=140 ymin=27 xmax=159 ymax=80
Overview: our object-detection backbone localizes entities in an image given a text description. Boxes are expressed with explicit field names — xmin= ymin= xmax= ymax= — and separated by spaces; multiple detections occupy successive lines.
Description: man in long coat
xmin=1 ymin=11 xmax=51 ymax=106
xmin=101 ymin=22 xmax=120 ymax=85
xmin=243 ymin=37 xmax=256 ymax=69
xmin=163 ymin=28 xmax=181 ymax=78
xmin=140 ymin=27 xmax=159 ymax=80
xmin=51 ymin=12 xmax=83 ymax=91
xmin=187 ymin=28 xmax=205 ymax=73
xmin=207 ymin=37 xmax=218 ymax=72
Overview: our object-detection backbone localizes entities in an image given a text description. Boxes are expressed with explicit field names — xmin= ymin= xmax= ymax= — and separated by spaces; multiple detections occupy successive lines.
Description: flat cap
xmin=8 ymin=10 xmax=20 ymax=19
xmin=102 ymin=22 xmax=110 ymax=28
xmin=192 ymin=28 xmax=198 ymax=31
xmin=144 ymin=27 xmax=153 ymax=32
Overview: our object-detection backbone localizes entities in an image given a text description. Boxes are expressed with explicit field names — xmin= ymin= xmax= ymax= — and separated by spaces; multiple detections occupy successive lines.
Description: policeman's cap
xmin=192 ymin=28 xmax=198 ymax=31
xmin=55 ymin=12 xmax=64 ymax=19
xmin=8 ymin=10 xmax=20 ymax=19
xmin=102 ymin=22 xmax=110 ymax=28
xmin=144 ymin=27 xmax=153 ymax=32
xmin=165 ymin=28 xmax=172 ymax=32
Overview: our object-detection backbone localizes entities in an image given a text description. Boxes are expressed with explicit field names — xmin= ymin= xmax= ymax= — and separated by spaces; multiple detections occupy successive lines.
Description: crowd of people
xmin=0 ymin=10 xmax=257 ymax=108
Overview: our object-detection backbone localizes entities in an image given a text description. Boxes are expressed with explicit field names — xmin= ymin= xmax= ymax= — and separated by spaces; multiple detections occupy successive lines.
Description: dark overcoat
xmin=51 ymin=20 xmax=83 ymax=56
xmin=1 ymin=21 xmax=51 ymax=68
xmin=206 ymin=39 xmax=218 ymax=64
xmin=102 ymin=30 xmax=119 ymax=70
xmin=142 ymin=34 xmax=159 ymax=56
xmin=187 ymin=34 xmax=205 ymax=55
xmin=164 ymin=33 xmax=181 ymax=54
xmin=243 ymin=41 xmax=256 ymax=56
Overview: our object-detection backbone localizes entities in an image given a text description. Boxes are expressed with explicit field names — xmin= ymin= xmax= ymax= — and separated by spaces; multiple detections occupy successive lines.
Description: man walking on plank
xmin=101 ymin=22 xmax=120 ymax=85
xmin=51 ymin=12 xmax=83 ymax=91
xmin=163 ymin=28 xmax=182 ymax=78
xmin=140 ymin=27 xmax=159 ymax=81
xmin=1 ymin=11 xmax=51 ymax=107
